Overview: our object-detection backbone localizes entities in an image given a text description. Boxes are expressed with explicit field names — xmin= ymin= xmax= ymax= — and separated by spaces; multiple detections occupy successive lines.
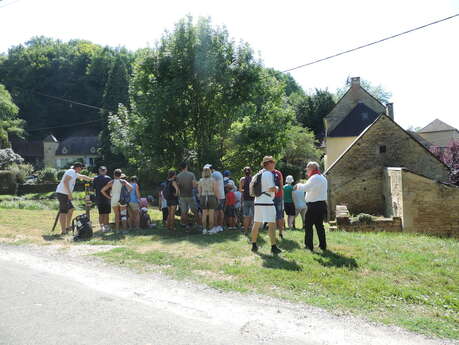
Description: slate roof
xmin=56 ymin=136 xmax=100 ymax=155
xmin=10 ymin=137 xmax=44 ymax=158
xmin=419 ymin=119 xmax=457 ymax=133
xmin=327 ymin=103 xmax=381 ymax=137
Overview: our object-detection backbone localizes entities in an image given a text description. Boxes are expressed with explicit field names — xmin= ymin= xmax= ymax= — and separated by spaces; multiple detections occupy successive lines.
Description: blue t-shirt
xmin=129 ymin=183 xmax=139 ymax=203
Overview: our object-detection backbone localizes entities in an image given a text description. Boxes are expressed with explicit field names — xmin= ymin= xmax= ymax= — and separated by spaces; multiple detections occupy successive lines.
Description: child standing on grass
xmin=224 ymin=184 xmax=237 ymax=229
xmin=159 ymin=182 xmax=168 ymax=226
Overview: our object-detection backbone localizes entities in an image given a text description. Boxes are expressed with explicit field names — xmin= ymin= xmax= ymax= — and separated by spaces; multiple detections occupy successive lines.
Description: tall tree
xmin=295 ymin=89 xmax=336 ymax=140
xmin=0 ymin=84 xmax=23 ymax=148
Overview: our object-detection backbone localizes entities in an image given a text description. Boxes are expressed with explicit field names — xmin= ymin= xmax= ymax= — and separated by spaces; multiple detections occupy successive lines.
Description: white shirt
xmin=56 ymin=169 xmax=79 ymax=195
xmin=254 ymin=169 xmax=275 ymax=204
xmin=212 ymin=171 xmax=225 ymax=200
xmin=297 ymin=174 xmax=328 ymax=203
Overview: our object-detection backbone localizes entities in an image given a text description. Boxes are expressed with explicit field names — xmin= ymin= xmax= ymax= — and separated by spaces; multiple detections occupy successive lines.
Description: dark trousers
xmin=304 ymin=201 xmax=327 ymax=250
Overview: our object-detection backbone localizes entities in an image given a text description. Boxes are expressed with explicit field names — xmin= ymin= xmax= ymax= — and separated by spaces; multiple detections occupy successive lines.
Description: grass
xmin=0 ymin=192 xmax=87 ymax=210
xmin=0 ymin=207 xmax=458 ymax=339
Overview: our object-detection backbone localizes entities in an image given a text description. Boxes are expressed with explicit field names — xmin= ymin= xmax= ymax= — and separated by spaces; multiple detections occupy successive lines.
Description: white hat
xmin=286 ymin=175 xmax=294 ymax=184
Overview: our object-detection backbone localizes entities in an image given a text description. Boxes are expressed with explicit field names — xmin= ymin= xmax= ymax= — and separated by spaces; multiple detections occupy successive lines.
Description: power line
xmin=0 ymin=0 xmax=21 ymax=9
xmin=27 ymin=119 xmax=104 ymax=132
xmin=15 ymin=13 xmax=459 ymax=132
xmin=280 ymin=13 xmax=459 ymax=74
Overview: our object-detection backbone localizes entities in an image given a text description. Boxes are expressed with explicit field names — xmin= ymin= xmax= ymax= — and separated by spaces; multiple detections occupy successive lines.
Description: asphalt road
xmin=0 ymin=257 xmax=308 ymax=345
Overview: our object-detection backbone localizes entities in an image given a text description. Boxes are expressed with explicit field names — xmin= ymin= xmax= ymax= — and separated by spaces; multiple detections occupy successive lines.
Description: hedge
xmin=0 ymin=170 xmax=17 ymax=195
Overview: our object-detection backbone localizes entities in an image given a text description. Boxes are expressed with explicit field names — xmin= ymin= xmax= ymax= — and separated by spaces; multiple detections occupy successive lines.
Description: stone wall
xmin=336 ymin=215 xmax=402 ymax=233
xmin=326 ymin=115 xmax=450 ymax=218
xmin=399 ymin=170 xmax=459 ymax=238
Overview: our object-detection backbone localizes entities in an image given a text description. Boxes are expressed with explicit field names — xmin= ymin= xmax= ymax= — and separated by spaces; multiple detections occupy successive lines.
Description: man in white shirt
xmin=295 ymin=161 xmax=328 ymax=251
xmin=55 ymin=162 xmax=93 ymax=235
xmin=251 ymin=156 xmax=282 ymax=254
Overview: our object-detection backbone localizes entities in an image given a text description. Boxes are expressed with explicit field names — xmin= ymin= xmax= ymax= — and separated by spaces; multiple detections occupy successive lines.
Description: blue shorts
xmin=217 ymin=199 xmax=226 ymax=211
xmin=273 ymin=197 xmax=284 ymax=220
xmin=242 ymin=200 xmax=254 ymax=217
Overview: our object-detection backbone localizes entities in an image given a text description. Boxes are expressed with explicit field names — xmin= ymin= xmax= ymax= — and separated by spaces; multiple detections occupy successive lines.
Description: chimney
xmin=350 ymin=77 xmax=360 ymax=88
xmin=386 ymin=103 xmax=394 ymax=119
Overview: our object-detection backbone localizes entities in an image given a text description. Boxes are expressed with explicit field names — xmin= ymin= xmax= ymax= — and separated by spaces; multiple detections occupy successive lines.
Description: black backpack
xmin=250 ymin=170 xmax=275 ymax=198
xmin=72 ymin=214 xmax=93 ymax=241
xmin=242 ymin=176 xmax=254 ymax=200
xmin=164 ymin=180 xmax=176 ymax=200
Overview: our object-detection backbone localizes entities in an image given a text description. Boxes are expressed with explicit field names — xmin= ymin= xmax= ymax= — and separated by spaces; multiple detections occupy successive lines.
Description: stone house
xmin=12 ymin=134 xmax=100 ymax=169
xmin=417 ymin=118 xmax=459 ymax=149
xmin=323 ymin=76 xmax=393 ymax=170
xmin=325 ymin=114 xmax=459 ymax=238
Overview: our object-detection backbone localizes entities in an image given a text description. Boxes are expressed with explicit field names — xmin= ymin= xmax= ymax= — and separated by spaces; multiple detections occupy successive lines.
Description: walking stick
xmin=51 ymin=210 xmax=60 ymax=232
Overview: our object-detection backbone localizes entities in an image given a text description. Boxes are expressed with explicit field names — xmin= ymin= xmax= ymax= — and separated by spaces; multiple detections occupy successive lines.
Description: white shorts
xmin=254 ymin=204 xmax=276 ymax=223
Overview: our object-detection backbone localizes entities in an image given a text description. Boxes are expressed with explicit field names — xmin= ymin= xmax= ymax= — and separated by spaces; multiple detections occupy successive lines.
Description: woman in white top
xmin=101 ymin=169 xmax=132 ymax=232
xmin=198 ymin=166 xmax=219 ymax=234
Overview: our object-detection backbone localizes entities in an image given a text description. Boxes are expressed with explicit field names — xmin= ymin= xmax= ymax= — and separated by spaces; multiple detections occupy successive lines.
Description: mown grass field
xmin=0 ymin=204 xmax=458 ymax=339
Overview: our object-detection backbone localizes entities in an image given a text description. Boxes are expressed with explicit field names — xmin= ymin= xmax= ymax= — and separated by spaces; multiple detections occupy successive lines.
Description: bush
xmin=56 ymin=169 xmax=66 ymax=181
xmin=37 ymin=167 xmax=58 ymax=183
xmin=0 ymin=170 xmax=18 ymax=194
xmin=7 ymin=163 xmax=34 ymax=184
xmin=354 ymin=213 xmax=374 ymax=224
xmin=0 ymin=148 xmax=24 ymax=169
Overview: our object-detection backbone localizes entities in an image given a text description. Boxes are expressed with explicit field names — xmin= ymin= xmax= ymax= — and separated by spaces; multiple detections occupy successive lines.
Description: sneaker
xmin=217 ymin=226 xmax=224 ymax=232
xmin=202 ymin=229 xmax=208 ymax=235
xmin=208 ymin=227 xmax=218 ymax=234
xmin=271 ymin=245 xmax=282 ymax=255
xmin=251 ymin=243 xmax=258 ymax=253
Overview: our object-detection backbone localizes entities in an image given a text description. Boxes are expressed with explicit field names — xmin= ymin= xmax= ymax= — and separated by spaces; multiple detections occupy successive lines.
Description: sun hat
xmin=286 ymin=175 xmax=294 ymax=184
xmin=261 ymin=156 xmax=275 ymax=166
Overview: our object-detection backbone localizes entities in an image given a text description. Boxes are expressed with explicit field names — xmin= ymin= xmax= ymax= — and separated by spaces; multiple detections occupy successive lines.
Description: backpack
xmin=72 ymin=214 xmax=93 ymax=241
xmin=164 ymin=180 xmax=176 ymax=200
xmin=139 ymin=208 xmax=151 ymax=229
xmin=242 ymin=176 xmax=254 ymax=200
xmin=119 ymin=183 xmax=130 ymax=205
xmin=250 ymin=170 xmax=275 ymax=198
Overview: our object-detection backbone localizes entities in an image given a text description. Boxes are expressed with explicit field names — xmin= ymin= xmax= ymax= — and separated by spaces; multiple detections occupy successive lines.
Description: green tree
xmin=295 ymin=89 xmax=336 ymax=140
xmin=111 ymin=17 xmax=262 ymax=171
xmin=0 ymin=84 xmax=23 ymax=148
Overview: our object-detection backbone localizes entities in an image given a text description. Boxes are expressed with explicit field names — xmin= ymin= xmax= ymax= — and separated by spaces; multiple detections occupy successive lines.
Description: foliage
xmin=353 ymin=213 xmax=375 ymax=224
xmin=276 ymin=126 xmax=322 ymax=181
xmin=430 ymin=139 xmax=459 ymax=185
xmin=110 ymin=17 xmax=296 ymax=174
xmin=0 ymin=148 xmax=24 ymax=169
xmin=294 ymin=89 xmax=336 ymax=140
xmin=0 ymin=84 xmax=23 ymax=148
xmin=0 ymin=37 xmax=133 ymax=140
xmin=0 ymin=170 xmax=17 ymax=194
xmin=37 ymin=167 xmax=58 ymax=183
xmin=6 ymin=163 xmax=34 ymax=183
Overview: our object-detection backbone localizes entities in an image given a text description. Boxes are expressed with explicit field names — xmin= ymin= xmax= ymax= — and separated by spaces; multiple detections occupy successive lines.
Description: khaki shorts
xmin=129 ymin=202 xmax=139 ymax=211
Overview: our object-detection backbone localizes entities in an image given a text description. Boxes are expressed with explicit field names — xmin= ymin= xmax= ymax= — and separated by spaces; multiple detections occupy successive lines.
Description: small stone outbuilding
xmin=325 ymin=114 xmax=459 ymax=238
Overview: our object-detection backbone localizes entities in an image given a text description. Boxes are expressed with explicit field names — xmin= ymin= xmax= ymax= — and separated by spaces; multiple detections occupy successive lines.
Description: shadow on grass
xmin=257 ymin=252 xmax=302 ymax=271
xmin=313 ymin=249 xmax=358 ymax=270
xmin=42 ymin=234 xmax=63 ymax=241
xmin=279 ymin=238 xmax=301 ymax=251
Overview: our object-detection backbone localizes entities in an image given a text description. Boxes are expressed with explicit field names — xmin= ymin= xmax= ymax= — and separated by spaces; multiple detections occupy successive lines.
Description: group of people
xmin=55 ymin=164 xmax=143 ymax=234
xmin=54 ymin=155 xmax=328 ymax=254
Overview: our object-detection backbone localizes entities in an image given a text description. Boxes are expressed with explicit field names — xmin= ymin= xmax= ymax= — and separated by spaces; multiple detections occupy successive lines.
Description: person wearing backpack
xmin=249 ymin=156 xmax=282 ymax=255
xmin=128 ymin=176 xmax=141 ymax=229
xmin=164 ymin=170 xmax=179 ymax=231
xmin=239 ymin=166 xmax=254 ymax=234
xmin=101 ymin=169 xmax=132 ymax=232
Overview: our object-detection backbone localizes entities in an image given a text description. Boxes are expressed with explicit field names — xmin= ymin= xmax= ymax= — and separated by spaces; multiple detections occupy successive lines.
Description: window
xmin=379 ymin=145 xmax=387 ymax=153
xmin=62 ymin=147 xmax=68 ymax=154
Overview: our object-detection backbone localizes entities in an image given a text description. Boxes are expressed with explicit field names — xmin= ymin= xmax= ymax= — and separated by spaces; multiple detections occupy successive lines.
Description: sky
xmin=0 ymin=0 xmax=458 ymax=130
